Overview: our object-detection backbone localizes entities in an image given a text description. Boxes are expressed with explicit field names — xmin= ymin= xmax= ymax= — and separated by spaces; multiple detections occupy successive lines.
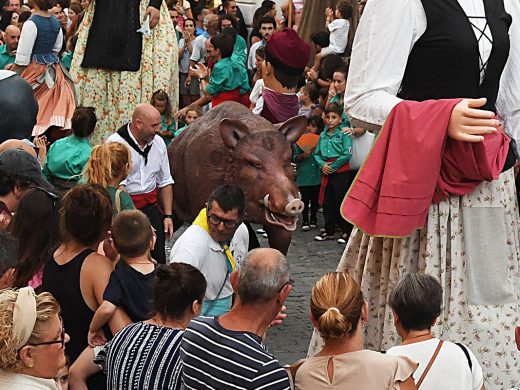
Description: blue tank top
xmin=29 ymin=14 xmax=60 ymax=64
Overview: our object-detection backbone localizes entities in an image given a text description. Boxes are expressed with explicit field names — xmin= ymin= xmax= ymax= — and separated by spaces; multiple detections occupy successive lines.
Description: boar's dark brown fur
xmin=168 ymin=101 xmax=307 ymax=254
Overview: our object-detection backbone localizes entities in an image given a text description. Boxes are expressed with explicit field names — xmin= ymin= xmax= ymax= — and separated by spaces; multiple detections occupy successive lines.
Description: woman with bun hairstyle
xmin=69 ymin=263 xmax=207 ymax=390
xmin=292 ymin=272 xmax=417 ymax=389
xmin=0 ymin=288 xmax=69 ymax=390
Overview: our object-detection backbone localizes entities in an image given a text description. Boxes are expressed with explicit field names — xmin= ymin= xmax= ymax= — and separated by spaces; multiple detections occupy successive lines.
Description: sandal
xmin=314 ymin=232 xmax=334 ymax=241
xmin=337 ymin=233 xmax=350 ymax=244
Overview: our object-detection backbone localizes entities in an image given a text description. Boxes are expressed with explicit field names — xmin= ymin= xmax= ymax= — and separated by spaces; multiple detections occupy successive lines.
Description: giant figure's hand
xmin=447 ymin=98 xmax=499 ymax=143
xmin=146 ymin=6 xmax=160 ymax=28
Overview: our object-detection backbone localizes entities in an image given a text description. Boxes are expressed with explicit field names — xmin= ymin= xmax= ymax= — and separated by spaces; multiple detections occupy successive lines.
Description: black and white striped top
xmin=95 ymin=322 xmax=184 ymax=390
xmin=181 ymin=316 xmax=291 ymax=390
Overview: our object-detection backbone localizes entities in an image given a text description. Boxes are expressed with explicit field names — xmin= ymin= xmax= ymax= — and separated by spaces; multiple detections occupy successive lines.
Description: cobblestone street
xmin=168 ymin=214 xmax=344 ymax=366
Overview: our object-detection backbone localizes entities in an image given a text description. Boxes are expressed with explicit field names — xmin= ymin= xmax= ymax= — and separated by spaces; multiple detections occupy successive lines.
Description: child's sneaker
xmin=314 ymin=232 xmax=334 ymax=241
xmin=310 ymin=221 xmax=317 ymax=229
xmin=302 ymin=223 xmax=310 ymax=231
xmin=337 ymin=233 xmax=349 ymax=244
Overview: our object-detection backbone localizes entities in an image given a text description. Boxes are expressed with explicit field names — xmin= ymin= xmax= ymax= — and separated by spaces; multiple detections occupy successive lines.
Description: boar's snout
xmin=285 ymin=198 xmax=304 ymax=215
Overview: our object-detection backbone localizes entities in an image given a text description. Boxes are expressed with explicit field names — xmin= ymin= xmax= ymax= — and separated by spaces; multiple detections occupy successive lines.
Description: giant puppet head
xmin=0 ymin=70 xmax=38 ymax=143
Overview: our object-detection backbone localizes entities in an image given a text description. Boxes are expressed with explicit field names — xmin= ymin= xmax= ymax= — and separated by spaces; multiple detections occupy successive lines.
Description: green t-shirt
xmin=314 ymin=126 xmax=353 ymax=172
xmin=43 ymin=135 xmax=92 ymax=180
xmin=106 ymin=186 xmax=135 ymax=217
xmin=159 ymin=113 xmax=176 ymax=146
xmin=0 ymin=45 xmax=15 ymax=70
xmin=174 ymin=125 xmax=188 ymax=138
xmin=61 ymin=51 xmax=73 ymax=70
xmin=206 ymin=57 xmax=249 ymax=96
xmin=293 ymin=144 xmax=322 ymax=187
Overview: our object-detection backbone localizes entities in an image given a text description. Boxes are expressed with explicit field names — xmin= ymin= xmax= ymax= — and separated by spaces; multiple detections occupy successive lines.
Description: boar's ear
xmin=277 ymin=116 xmax=307 ymax=144
xmin=220 ymin=118 xmax=250 ymax=149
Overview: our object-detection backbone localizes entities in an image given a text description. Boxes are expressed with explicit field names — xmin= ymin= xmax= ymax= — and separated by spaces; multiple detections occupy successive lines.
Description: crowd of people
xmin=0 ymin=0 xmax=519 ymax=388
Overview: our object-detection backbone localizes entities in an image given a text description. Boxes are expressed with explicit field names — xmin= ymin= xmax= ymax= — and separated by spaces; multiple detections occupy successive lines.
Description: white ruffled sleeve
xmin=344 ymin=0 xmax=426 ymax=127
xmin=15 ymin=20 xmax=37 ymax=66
xmin=497 ymin=0 xmax=520 ymax=154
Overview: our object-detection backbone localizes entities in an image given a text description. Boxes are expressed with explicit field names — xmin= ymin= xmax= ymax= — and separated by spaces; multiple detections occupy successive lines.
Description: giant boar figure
xmin=169 ymin=101 xmax=307 ymax=254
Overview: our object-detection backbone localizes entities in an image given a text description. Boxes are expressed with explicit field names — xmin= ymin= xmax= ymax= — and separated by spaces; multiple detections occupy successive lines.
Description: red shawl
xmin=341 ymin=99 xmax=510 ymax=237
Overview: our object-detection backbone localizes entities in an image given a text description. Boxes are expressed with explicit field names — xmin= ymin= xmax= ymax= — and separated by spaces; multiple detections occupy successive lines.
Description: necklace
xmin=402 ymin=332 xmax=433 ymax=344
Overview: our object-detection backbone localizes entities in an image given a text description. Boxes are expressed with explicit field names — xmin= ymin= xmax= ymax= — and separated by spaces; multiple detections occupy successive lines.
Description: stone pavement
xmin=167 ymin=213 xmax=345 ymax=365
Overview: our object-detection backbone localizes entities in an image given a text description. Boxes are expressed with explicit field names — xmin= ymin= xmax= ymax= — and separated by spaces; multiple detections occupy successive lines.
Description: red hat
xmin=265 ymin=28 xmax=311 ymax=74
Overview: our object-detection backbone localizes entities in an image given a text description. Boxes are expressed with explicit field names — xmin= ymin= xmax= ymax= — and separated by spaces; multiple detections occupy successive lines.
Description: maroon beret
xmin=265 ymin=28 xmax=311 ymax=72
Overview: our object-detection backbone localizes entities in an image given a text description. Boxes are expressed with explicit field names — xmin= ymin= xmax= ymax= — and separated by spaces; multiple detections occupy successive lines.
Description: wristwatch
xmin=163 ymin=215 xmax=173 ymax=219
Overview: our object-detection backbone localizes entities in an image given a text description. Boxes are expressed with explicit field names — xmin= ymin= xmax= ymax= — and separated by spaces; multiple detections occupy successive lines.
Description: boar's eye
xmin=250 ymin=161 xmax=263 ymax=169
xmin=245 ymin=156 xmax=263 ymax=169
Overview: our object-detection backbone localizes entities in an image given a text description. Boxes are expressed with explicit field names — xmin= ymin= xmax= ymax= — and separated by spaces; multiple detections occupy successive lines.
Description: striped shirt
xmin=181 ymin=316 xmax=291 ymax=390
xmin=95 ymin=322 xmax=184 ymax=390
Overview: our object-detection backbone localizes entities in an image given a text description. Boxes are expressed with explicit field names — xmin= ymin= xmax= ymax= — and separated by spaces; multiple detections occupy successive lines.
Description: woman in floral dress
xmin=70 ymin=0 xmax=178 ymax=144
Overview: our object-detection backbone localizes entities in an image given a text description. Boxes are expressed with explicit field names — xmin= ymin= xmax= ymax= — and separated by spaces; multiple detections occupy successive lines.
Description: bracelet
xmin=163 ymin=215 xmax=173 ymax=219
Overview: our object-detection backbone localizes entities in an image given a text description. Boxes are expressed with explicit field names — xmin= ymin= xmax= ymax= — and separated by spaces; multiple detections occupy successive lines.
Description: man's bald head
xmin=130 ymin=104 xmax=162 ymax=145
xmin=0 ymin=139 xmax=37 ymax=159
xmin=4 ymin=25 xmax=20 ymax=53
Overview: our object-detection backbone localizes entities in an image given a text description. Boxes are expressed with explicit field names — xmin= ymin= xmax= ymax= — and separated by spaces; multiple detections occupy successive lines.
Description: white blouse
xmin=344 ymin=0 xmax=520 ymax=148
xmin=15 ymin=20 xmax=63 ymax=66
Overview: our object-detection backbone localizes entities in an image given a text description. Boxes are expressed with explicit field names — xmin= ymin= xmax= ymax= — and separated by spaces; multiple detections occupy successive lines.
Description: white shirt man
xmin=106 ymin=104 xmax=174 ymax=263
xmin=169 ymin=184 xmax=249 ymax=316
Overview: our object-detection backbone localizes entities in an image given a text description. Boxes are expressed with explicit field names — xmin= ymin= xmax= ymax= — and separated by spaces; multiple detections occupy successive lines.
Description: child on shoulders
xmin=88 ymin=210 xmax=156 ymax=347
xmin=312 ymin=1 xmax=352 ymax=71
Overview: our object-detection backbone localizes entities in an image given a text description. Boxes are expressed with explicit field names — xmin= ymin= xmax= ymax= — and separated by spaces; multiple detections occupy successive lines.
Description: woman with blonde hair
xmin=292 ymin=272 xmax=417 ymax=389
xmin=83 ymin=142 xmax=135 ymax=216
xmin=0 ymin=287 xmax=69 ymax=389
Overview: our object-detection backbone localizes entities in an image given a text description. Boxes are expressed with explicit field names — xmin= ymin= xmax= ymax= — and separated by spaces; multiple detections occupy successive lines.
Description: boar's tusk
xmin=263 ymin=194 xmax=270 ymax=208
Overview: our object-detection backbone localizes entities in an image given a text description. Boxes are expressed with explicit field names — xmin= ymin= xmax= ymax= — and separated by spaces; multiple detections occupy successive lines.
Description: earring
xmin=27 ymin=362 xmax=34 ymax=368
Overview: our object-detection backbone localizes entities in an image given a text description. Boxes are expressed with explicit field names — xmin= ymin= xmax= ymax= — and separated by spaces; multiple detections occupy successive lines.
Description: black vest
xmin=81 ymin=0 xmax=162 ymax=71
xmin=398 ymin=0 xmax=512 ymax=112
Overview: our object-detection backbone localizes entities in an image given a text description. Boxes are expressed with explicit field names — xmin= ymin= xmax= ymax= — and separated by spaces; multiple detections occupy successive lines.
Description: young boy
xmin=313 ymin=103 xmax=353 ymax=244
xmin=298 ymin=83 xmax=320 ymax=117
xmin=293 ymin=115 xmax=325 ymax=231
xmin=174 ymin=104 xmax=203 ymax=138
xmin=88 ymin=210 xmax=156 ymax=346
xmin=312 ymin=1 xmax=352 ymax=71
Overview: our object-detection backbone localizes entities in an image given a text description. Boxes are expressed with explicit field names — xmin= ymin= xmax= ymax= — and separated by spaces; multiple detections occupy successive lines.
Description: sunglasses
xmin=27 ymin=317 xmax=66 ymax=349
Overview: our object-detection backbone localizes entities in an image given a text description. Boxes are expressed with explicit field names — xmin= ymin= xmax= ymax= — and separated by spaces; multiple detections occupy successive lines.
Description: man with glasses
xmin=181 ymin=247 xmax=292 ymax=389
xmin=169 ymin=184 xmax=249 ymax=316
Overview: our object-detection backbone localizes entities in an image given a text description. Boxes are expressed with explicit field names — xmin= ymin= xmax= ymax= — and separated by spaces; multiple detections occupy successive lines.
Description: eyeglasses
xmin=27 ymin=317 xmax=66 ymax=349
xmin=278 ymin=278 xmax=294 ymax=293
xmin=207 ymin=213 xmax=241 ymax=229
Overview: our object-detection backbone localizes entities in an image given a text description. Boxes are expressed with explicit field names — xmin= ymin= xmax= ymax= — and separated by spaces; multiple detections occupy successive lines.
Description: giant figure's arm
xmin=343 ymin=0 xmax=425 ymax=130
